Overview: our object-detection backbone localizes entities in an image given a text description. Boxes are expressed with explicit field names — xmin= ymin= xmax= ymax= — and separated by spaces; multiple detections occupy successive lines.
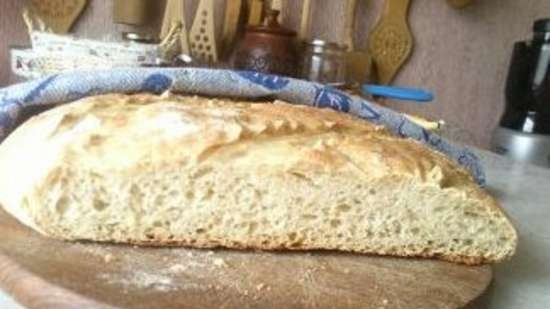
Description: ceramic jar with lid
xmin=231 ymin=10 xmax=298 ymax=77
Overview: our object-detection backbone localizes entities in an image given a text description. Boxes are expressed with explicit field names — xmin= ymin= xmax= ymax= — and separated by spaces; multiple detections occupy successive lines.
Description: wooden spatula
xmin=160 ymin=0 xmax=190 ymax=56
xmin=368 ymin=0 xmax=413 ymax=84
xmin=189 ymin=0 xmax=218 ymax=63
xmin=343 ymin=0 xmax=373 ymax=84
xmin=25 ymin=0 xmax=87 ymax=33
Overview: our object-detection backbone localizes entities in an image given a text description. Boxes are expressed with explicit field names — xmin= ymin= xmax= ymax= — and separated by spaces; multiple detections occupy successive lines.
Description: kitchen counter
xmin=476 ymin=149 xmax=550 ymax=308
xmin=0 ymin=149 xmax=548 ymax=309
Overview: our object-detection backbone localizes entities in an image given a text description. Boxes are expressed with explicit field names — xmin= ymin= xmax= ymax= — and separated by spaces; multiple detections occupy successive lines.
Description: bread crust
xmin=48 ymin=235 xmax=495 ymax=265
xmin=0 ymin=93 xmax=518 ymax=265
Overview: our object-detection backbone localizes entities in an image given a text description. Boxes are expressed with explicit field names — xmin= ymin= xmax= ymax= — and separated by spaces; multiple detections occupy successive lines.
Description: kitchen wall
xmin=1 ymin=0 xmax=550 ymax=147
xmin=0 ymin=1 xmax=28 ymax=85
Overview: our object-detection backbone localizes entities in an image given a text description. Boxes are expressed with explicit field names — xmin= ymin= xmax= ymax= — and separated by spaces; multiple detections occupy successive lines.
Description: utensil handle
xmin=299 ymin=0 xmax=312 ymax=41
xmin=362 ymin=84 xmax=433 ymax=102
xmin=222 ymin=0 xmax=242 ymax=56
xmin=384 ymin=0 xmax=411 ymax=19
xmin=160 ymin=0 xmax=181 ymax=39
xmin=343 ymin=0 xmax=358 ymax=51
xmin=113 ymin=0 xmax=149 ymax=26
xmin=248 ymin=0 xmax=264 ymax=26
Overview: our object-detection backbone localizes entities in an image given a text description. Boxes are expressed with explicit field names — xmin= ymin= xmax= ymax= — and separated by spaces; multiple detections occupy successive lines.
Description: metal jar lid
xmin=304 ymin=39 xmax=346 ymax=54
xmin=122 ymin=32 xmax=156 ymax=44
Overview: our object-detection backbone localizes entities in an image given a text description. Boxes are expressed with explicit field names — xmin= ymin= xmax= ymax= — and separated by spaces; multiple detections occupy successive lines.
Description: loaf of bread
xmin=0 ymin=93 xmax=517 ymax=264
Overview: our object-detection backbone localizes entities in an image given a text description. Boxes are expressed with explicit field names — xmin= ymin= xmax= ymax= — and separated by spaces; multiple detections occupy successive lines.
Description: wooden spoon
xmin=189 ymin=0 xmax=218 ymax=63
xmin=25 ymin=0 xmax=87 ymax=33
xmin=367 ymin=0 xmax=413 ymax=84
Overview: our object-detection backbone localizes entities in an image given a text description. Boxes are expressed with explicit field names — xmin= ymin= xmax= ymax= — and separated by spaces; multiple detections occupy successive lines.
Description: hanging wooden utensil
xmin=247 ymin=0 xmax=264 ymax=26
xmin=298 ymin=0 xmax=312 ymax=41
xmin=221 ymin=0 xmax=243 ymax=58
xmin=368 ymin=0 xmax=413 ymax=84
xmin=343 ymin=0 xmax=373 ymax=84
xmin=25 ymin=0 xmax=87 ymax=33
xmin=160 ymin=0 xmax=190 ymax=56
xmin=189 ymin=0 xmax=218 ymax=63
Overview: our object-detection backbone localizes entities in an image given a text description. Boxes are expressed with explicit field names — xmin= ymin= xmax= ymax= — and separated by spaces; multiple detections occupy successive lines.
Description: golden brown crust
xmin=0 ymin=93 xmax=517 ymax=265
xmin=2 ymin=93 xmax=475 ymax=183
xmin=0 ymin=93 xmax=486 ymax=198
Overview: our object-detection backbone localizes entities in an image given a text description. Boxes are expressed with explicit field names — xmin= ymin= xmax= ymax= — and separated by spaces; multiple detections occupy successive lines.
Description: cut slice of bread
xmin=0 ymin=93 xmax=517 ymax=264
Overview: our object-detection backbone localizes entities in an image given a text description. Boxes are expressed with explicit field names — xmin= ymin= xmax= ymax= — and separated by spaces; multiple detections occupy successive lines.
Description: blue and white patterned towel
xmin=0 ymin=68 xmax=485 ymax=185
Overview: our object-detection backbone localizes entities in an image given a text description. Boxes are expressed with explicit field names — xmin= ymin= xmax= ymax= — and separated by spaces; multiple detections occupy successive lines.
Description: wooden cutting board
xmin=0 ymin=209 xmax=491 ymax=309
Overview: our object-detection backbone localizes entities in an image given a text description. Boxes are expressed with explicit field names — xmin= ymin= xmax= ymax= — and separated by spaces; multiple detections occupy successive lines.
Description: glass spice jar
xmin=300 ymin=40 xmax=347 ymax=87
